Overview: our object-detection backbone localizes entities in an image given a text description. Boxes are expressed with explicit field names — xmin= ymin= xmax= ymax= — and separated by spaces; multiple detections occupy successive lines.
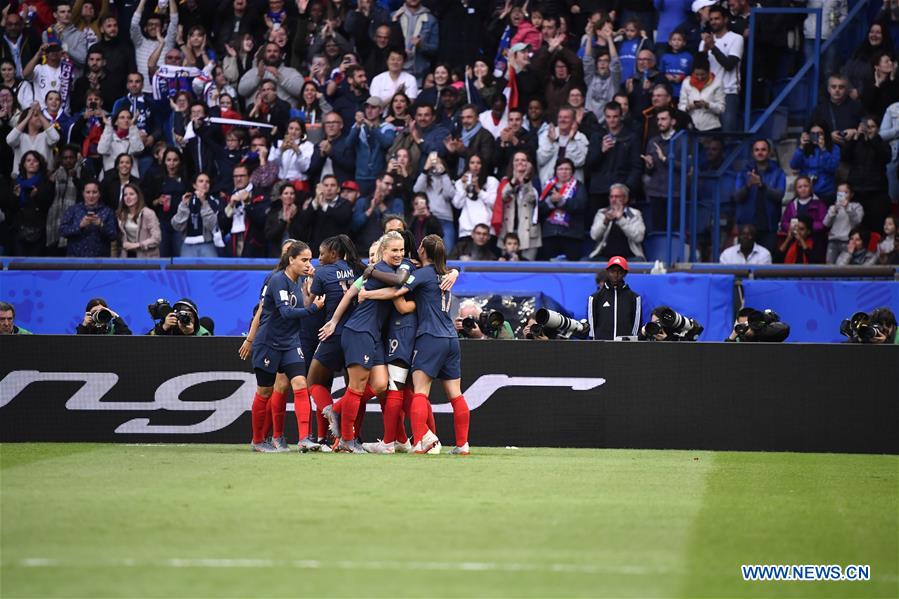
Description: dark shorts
xmin=252 ymin=344 xmax=306 ymax=386
xmin=312 ymin=335 xmax=345 ymax=372
xmin=341 ymin=330 xmax=385 ymax=370
xmin=385 ymin=326 xmax=416 ymax=366
xmin=411 ymin=334 xmax=461 ymax=380
xmin=300 ymin=336 xmax=319 ymax=366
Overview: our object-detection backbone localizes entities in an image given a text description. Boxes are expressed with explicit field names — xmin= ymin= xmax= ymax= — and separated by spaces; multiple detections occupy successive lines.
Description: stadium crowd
xmin=0 ymin=0 xmax=896 ymax=265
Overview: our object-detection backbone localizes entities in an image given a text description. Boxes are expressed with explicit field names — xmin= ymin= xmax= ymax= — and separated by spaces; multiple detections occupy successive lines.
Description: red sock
xmin=354 ymin=395 xmax=367 ymax=438
xmin=309 ymin=384 xmax=333 ymax=440
xmin=251 ymin=392 xmax=270 ymax=444
xmin=426 ymin=401 xmax=436 ymax=435
xmin=402 ymin=386 xmax=413 ymax=415
xmin=262 ymin=399 xmax=273 ymax=439
xmin=339 ymin=388 xmax=364 ymax=441
xmin=410 ymin=393 xmax=430 ymax=444
xmin=395 ymin=408 xmax=409 ymax=444
xmin=449 ymin=395 xmax=470 ymax=447
xmin=332 ymin=398 xmax=342 ymax=415
xmin=270 ymin=390 xmax=287 ymax=439
xmin=294 ymin=388 xmax=311 ymax=439
xmin=363 ymin=384 xmax=377 ymax=401
xmin=382 ymin=390 xmax=403 ymax=444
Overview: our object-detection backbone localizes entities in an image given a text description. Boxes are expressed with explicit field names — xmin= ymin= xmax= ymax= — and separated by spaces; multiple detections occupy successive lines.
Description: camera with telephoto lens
xmin=90 ymin=307 xmax=114 ymax=327
xmin=642 ymin=307 xmax=704 ymax=341
xmin=147 ymin=299 xmax=172 ymax=321
xmin=535 ymin=308 xmax=589 ymax=339
xmin=462 ymin=310 xmax=505 ymax=336
xmin=734 ymin=309 xmax=790 ymax=342
xmin=840 ymin=311 xmax=883 ymax=343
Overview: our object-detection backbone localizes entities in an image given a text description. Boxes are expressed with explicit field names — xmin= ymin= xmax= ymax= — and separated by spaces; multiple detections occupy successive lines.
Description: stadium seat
xmin=643 ymin=232 xmax=685 ymax=262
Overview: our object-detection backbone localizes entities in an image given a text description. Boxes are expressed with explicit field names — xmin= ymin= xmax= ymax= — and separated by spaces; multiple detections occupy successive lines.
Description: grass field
xmin=1 ymin=444 xmax=896 ymax=598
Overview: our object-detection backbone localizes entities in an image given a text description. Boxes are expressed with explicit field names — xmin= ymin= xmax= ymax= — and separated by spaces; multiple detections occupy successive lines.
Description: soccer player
xmin=306 ymin=235 xmax=366 ymax=449
xmin=248 ymin=241 xmax=324 ymax=453
xmin=392 ymin=235 xmax=470 ymax=455
xmin=319 ymin=231 xmax=406 ymax=453
xmin=240 ymin=238 xmax=297 ymax=451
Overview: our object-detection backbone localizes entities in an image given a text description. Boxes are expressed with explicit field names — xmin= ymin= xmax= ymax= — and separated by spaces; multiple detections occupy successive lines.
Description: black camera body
xmin=735 ymin=309 xmax=790 ymax=342
xmin=90 ymin=307 xmax=114 ymax=327
xmin=840 ymin=311 xmax=884 ymax=343
xmin=462 ymin=310 xmax=506 ymax=337
xmin=147 ymin=299 xmax=173 ymax=321
xmin=643 ymin=307 xmax=703 ymax=341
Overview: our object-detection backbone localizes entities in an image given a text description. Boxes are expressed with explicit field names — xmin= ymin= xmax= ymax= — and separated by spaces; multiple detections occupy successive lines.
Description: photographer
xmin=454 ymin=299 xmax=514 ymax=340
xmin=521 ymin=311 xmax=549 ymax=340
xmin=76 ymin=298 xmax=132 ymax=335
xmin=726 ymin=307 xmax=790 ymax=342
xmin=639 ymin=306 xmax=703 ymax=341
xmin=840 ymin=308 xmax=898 ymax=344
xmin=148 ymin=298 xmax=212 ymax=336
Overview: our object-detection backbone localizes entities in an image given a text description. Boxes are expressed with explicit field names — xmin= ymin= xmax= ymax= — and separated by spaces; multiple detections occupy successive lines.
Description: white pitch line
xmin=6 ymin=557 xmax=673 ymax=576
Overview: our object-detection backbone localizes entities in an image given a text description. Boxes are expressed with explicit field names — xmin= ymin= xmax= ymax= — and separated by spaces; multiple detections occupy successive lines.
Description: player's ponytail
xmin=421 ymin=234 xmax=447 ymax=275
xmin=337 ymin=234 xmax=365 ymax=276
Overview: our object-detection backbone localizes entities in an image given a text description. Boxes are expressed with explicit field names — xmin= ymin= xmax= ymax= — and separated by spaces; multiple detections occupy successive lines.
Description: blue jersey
xmin=299 ymin=274 xmax=324 ymax=344
xmin=310 ymin=259 xmax=357 ymax=335
xmin=659 ymin=50 xmax=693 ymax=98
xmin=344 ymin=261 xmax=396 ymax=337
xmin=387 ymin=259 xmax=417 ymax=332
xmin=404 ymin=265 xmax=455 ymax=338
xmin=254 ymin=271 xmax=320 ymax=350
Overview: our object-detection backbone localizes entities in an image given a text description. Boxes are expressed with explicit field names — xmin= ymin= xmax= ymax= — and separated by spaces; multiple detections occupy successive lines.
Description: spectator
xmin=0 ymin=12 xmax=41 ymax=81
xmin=149 ymin=298 xmax=212 ymax=336
xmin=222 ymin=33 xmax=257 ymax=91
xmin=409 ymin=103 xmax=451 ymax=169
xmin=775 ymin=214 xmax=817 ymax=264
xmin=130 ymin=0 xmax=179 ymax=94
xmin=588 ymin=183 xmax=646 ymax=261
xmin=393 ymin=0 xmax=439 ymax=82
xmin=678 ymin=53 xmax=725 ymax=132
xmin=802 ymin=0 xmax=845 ymax=83
xmin=538 ymin=157 xmax=586 ymax=261
xmin=171 ymin=172 xmax=220 ymax=258
xmin=359 ymin=23 xmax=395 ymax=81
xmin=567 ymin=87 xmax=601 ymax=141
xmin=494 ymin=151 xmax=541 ymax=260
xmin=246 ymin=79 xmax=291 ymax=140
xmin=585 ymin=101 xmax=643 ymax=214
xmin=76 ymin=297 xmax=132 ymax=335
xmin=97 ymin=109 xmax=144 ymax=176
xmin=59 ymin=179 xmax=118 ymax=257
xmin=218 ymin=163 xmax=269 ymax=258
xmin=237 ymin=41 xmax=304 ymax=108
xmin=640 ymin=84 xmax=692 ymax=147
xmin=329 ymin=64 xmax=370 ymax=127
xmin=862 ymin=50 xmax=899 ymax=122
xmin=471 ymin=59 xmax=502 ymax=109
xmin=811 ymin=75 xmax=863 ymax=144
xmin=0 ymin=301 xmax=33 ymax=335
xmin=588 ymin=256 xmax=642 ymax=340
xmin=881 ymin=100 xmax=899 ymax=201
xmin=384 ymin=91 xmax=413 ymax=134
xmin=264 ymin=181 xmax=304 ymax=253
xmin=23 ymin=43 xmax=74 ymax=111
xmin=117 ymin=183 xmax=161 ymax=258
xmin=719 ymin=224 xmax=774 ymax=265
xmin=624 ymin=48 xmax=666 ymax=117
xmin=296 ymin=80 xmax=332 ymax=144
xmin=836 ymin=226 xmax=878 ymax=265
xmin=407 ymin=193 xmax=442 ymax=250
xmin=144 ymin=147 xmax=187 ymax=257
xmin=385 ymin=147 xmax=416 ymax=211
xmin=538 ymin=45 xmax=584 ymax=122
xmin=45 ymin=145 xmax=81 ymax=256
xmin=844 ymin=22 xmax=893 ymax=100
xmin=448 ymin=222 xmax=498 ymax=261
xmin=352 ymin=172 xmax=404 ymax=251
xmin=790 ymin=121 xmax=841 ymax=202
xmin=823 ymin=182 xmax=865 ymax=264
xmin=70 ymin=47 xmax=118 ymax=114
xmin=445 ymin=103 xmax=496 ymax=176
xmin=42 ymin=2 xmax=88 ymax=76
xmin=505 ymin=42 xmax=541 ymax=112
xmin=452 ymin=153 xmax=498 ymax=240
xmin=494 ymin=108 xmax=536 ymax=176
xmin=778 ymin=175 xmax=828 ymax=261
xmin=841 ymin=115 xmax=892 ymax=232
xmin=347 ymin=96 xmax=396 ymax=196
xmin=878 ymin=214 xmax=897 ymax=263
xmin=479 ymin=93 xmax=508 ymax=139
xmin=642 ymin=108 xmax=683 ymax=232
xmin=100 ymin=153 xmax=139 ymax=210
xmin=659 ymin=30 xmax=692 ymax=101
xmin=5 ymin=150 xmax=54 ymax=255
xmin=111 ymin=73 xmax=159 ymax=158
xmin=413 ymin=152 xmax=456 ymax=248
xmin=88 ymin=13 xmax=137 ymax=97
xmin=269 ymin=119 xmax=314 ymax=191
xmin=698 ymin=5 xmax=743 ymax=131
xmin=537 ymin=105 xmax=588 ymax=186
xmin=582 ymin=22 xmax=621 ymax=123
xmin=617 ymin=18 xmax=650 ymax=82
xmin=308 ymin=112 xmax=354 ymax=184
xmin=301 ymin=174 xmax=354 ymax=254
xmin=498 ymin=232 xmax=525 ymax=261
xmin=6 ymin=102 xmax=59 ymax=177
xmin=734 ymin=139 xmax=786 ymax=251
xmin=370 ymin=48 xmax=419 ymax=103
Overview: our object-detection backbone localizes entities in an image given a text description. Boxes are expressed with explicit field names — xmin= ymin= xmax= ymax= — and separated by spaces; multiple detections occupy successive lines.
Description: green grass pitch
xmin=1 ymin=444 xmax=896 ymax=598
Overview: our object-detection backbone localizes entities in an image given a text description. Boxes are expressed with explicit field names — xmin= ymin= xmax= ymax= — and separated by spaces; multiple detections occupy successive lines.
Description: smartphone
xmin=809 ymin=132 xmax=819 ymax=144
xmin=789 ymin=218 xmax=798 ymax=230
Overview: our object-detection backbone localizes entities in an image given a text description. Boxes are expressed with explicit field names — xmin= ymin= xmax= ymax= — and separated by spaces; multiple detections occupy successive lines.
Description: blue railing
xmin=661 ymin=0 xmax=873 ymax=264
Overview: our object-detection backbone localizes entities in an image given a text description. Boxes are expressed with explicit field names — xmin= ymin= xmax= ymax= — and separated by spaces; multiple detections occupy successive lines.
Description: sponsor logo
xmin=0 ymin=372 xmax=606 ymax=435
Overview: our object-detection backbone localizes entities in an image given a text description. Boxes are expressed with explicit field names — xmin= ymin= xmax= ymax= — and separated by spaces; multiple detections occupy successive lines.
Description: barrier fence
xmin=2 ymin=337 xmax=896 ymax=454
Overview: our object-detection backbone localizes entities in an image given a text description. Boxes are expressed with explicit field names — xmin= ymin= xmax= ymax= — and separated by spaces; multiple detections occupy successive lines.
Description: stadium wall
xmin=2 ymin=337 xmax=896 ymax=454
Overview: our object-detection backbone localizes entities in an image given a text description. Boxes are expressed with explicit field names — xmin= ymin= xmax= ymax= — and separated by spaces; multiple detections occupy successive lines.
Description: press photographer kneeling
xmin=455 ymin=300 xmax=515 ymax=339
xmin=639 ymin=307 xmax=703 ymax=341
xmin=840 ymin=308 xmax=897 ymax=344
xmin=147 ymin=298 xmax=212 ymax=336
xmin=75 ymin=298 xmax=132 ymax=335
xmin=523 ymin=308 xmax=589 ymax=340
xmin=726 ymin=308 xmax=790 ymax=342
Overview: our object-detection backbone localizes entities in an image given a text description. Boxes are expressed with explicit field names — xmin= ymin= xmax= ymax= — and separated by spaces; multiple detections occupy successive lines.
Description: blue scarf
xmin=16 ymin=172 xmax=43 ymax=206
xmin=461 ymin=122 xmax=482 ymax=147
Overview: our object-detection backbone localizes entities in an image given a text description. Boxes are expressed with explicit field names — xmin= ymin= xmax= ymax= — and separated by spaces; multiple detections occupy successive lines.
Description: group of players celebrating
xmin=238 ymin=231 xmax=470 ymax=456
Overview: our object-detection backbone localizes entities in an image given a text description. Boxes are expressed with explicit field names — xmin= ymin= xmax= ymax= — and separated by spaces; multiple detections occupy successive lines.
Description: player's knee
xmin=256 ymin=386 xmax=274 ymax=398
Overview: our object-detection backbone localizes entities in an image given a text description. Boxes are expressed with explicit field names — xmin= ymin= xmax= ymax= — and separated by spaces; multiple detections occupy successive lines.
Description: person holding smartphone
xmin=790 ymin=120 xmax=841 ymax=203
xmin=58 ymin=179 xmax=118 ymax=257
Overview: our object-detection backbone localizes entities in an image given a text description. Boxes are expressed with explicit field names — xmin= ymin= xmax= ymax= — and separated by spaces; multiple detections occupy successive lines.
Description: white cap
xmin=692 ymin=0 xmax=717 ymax=12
